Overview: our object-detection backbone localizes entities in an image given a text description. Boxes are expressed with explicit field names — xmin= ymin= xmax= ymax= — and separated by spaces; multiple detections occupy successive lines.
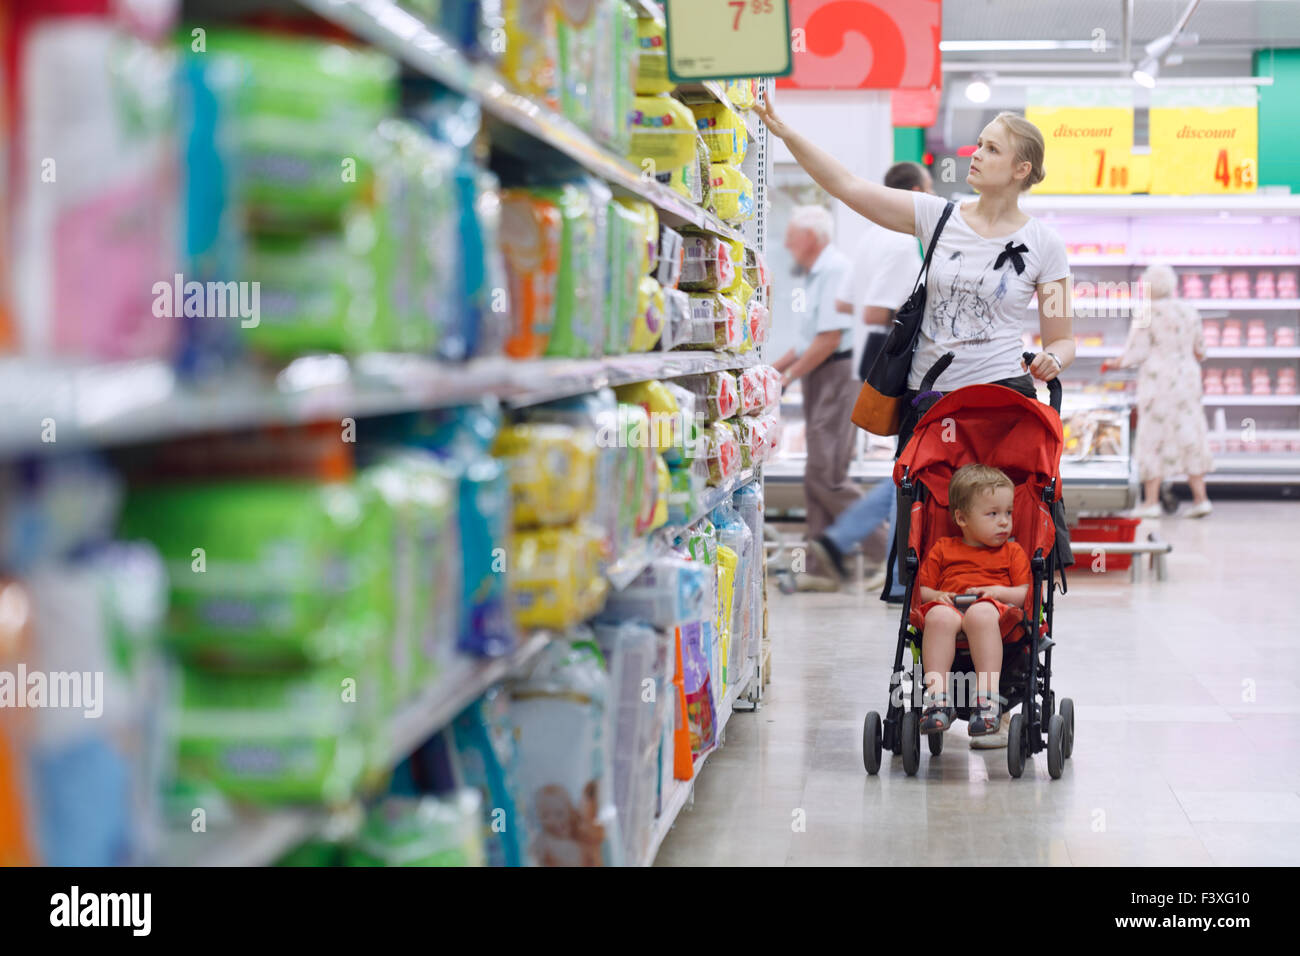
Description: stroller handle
xmin=1023 ymin=351 xmax=1063 ymax=414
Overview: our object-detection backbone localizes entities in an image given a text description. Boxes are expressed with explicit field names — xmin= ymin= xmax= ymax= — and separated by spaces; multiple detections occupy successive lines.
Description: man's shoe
xmin=807 ymin=535 xmax=848 ymax=582
xmin=863 ymin=566 xmax=888 ymax=592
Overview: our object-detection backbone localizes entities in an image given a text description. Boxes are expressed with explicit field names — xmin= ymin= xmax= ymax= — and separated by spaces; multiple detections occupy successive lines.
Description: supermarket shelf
xmin=296 ymin=0 xmax=743 ymax=244
xmin=157 ymin=631 xmax=552 ymax=867
xmin=607 ymin=466 xmax=761 ymax=590
xmin=1022 ymin=194 xmax=1300 ymax=217
xmin=643 ymin=655 xmax=755 ymax=867
xmin=0 ymin=351 xmax=758 ymax=455
xmin=1188 ymin=299 xmax=1300 ymax=311
xmin=1211 ymin=456 xmax=1300 ymax=473
xmin=1081 ymin=347 xmax=1300 ymax=359
xmin=1070 ymin=255 xmax=1300 ymax=267
xmin=1203 ymin=395 xmax=1300 ymax=405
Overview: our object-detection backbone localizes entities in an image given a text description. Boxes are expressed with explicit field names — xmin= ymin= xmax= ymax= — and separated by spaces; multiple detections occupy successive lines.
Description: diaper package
xmin=714 ymin=544 xmax=738 ymax=692
xmin=738 ymin=366 xmax=777 ymax=416
xmin=502 ymin=0 xmax=560 ymax=109
xmin=446 ymin=688 xmax=532 ymax=866
xmin=556 ymin=0 xmax=600 ymax=133
xmin=691 ymin=101 xmax=748 ymax=164
xmin=605 ymin=199 xmax=645 ymax=354
xmin=731 ymin=483 xmax=765 ymax=664
xmin=541 ymin=180 xmax=610 ymax=359
xmin=345 ymin=792 xmax=486 ymax=866
xmin=711 ymin=501 xmax=754 ymax=682
xmin=634 ymin=15 xmax=673 ymax=94
xmin=666 ymin=460 xmax=706 ymax=525
xmin=746 ymin=296 xmax=771 ymax=347
xmin=493 ymin=423 xmax=598 ymax=528
xmin=725 ymin=77 xmax=758 ymax=110
xmin=630 ymin=95 xmax=698 ymax=174
xmin=629 ymin=276 xmax=666 ymax=353
xmin=499 ymin=189 xmax=563 ymax=357
xmin=679 ymin=233 xmax=738 ymax=292
xmin=507 ymin=637 xmax=623 ymax=866
xmin=510 ymin=526 xmax=608 ymax=631
xmin=679 ymin=621 xmax=717 ymax=758
xmin=707 ymin=163 xmax=755 ymax=223
xmin=614 ymin=380 xmax=681 ymax=456
xmin=597 ymin=556 xmax=715 ymax=629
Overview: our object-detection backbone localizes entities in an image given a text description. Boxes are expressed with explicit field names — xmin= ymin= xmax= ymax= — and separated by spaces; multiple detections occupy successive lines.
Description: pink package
xmin=1202 ymin=320 xmax=1220 ymax=347
xmin=1275 ymin=327 xmax=1296 ymax=347
xmin=9 ymin=4 xmax=180 ymax=360
xmin=737 ymin=367 xmax=766 ymax=416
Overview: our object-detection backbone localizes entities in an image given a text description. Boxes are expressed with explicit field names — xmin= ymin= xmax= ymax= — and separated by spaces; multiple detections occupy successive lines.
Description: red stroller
xmin=863 ymin=353 xmax=1075 ymax=779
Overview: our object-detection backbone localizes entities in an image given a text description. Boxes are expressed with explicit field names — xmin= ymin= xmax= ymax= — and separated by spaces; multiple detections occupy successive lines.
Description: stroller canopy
xmin=894 ymin=383 xmax=1064 ymax=505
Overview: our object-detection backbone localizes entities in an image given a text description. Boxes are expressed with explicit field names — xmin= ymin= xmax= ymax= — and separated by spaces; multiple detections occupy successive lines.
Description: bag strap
xmin=910 ymin=201 xmax=955 ymax=293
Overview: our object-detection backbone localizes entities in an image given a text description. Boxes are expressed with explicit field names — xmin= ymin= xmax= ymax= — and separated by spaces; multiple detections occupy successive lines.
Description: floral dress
xmin=1117 ymin=298 xmax=1213 ymax=482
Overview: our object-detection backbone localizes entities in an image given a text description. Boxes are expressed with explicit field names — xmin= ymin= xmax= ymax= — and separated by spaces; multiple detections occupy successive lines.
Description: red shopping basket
xmin=1069 ymin=516 xmax=1141 ymax=571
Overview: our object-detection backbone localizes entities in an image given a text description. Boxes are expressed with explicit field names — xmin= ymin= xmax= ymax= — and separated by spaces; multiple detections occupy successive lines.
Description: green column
xmin=893 ymin=127 xmax=925 ymax=164
xmin=1254 ymin=49 xmax=1300 ymax=192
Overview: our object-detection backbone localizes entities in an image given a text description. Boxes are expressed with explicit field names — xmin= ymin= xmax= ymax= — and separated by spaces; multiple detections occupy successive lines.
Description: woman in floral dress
xmin=1104 ymin=264 xmax=1213 ymax=517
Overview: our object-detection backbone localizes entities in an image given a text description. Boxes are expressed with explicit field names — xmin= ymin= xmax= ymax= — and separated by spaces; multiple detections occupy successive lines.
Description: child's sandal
xmin=968 ymin=693 xmax=1007 ymax=736
xmin=919 ymin=694 xmax=955 ymax=735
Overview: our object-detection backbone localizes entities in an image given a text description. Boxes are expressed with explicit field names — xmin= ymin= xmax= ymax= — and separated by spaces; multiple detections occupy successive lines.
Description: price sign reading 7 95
xmin=665 ymin=0 xmax=793 ymax=83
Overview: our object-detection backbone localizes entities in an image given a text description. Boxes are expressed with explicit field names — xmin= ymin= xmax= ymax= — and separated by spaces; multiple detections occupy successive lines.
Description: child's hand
xmin=937 ymin=591 xmax=957 ymax=606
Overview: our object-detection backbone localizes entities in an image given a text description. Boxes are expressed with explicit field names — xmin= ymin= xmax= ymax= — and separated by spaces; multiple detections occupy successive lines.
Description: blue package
xmin=28 ymin=738 xmax=131 ymax=866
xmin=450 ymin=690 xmax=529 ymax=867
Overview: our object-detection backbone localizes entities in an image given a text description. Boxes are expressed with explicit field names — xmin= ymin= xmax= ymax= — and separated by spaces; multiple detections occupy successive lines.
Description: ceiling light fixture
xmin=965 ymin=75 xmax=992 ymax=103
xmin=1131 ymin=0 xmax=1201 ymax=87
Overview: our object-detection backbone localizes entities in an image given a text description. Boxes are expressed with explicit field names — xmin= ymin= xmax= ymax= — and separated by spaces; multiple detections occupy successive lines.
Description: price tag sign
xmin=1026 ymin=88 xmax=1134 ymax=194
xmin=665 ymin=0 xmax=793 ymax=83
xmin=1149 ymin=87 xmax=1258 ymax=194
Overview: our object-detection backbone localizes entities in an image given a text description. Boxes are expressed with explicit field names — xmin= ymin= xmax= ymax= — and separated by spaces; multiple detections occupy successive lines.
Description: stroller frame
xmin=863 ymin=355 xmax=1075 ymax=779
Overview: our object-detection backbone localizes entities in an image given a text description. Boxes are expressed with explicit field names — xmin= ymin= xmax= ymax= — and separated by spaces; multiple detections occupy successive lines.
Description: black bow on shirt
xmin=994 ymin=241 xmax=1029 ymax=275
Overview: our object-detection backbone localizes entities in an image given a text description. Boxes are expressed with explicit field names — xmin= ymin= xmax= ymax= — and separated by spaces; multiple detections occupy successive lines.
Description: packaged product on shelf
xmin=609 ymin=0 xmax=640 ymax=154
xmin=345 ymin=792 xmax=486 ymax=866
xmin=660 ymin=288 xmax=702 ymax=351
xmin=169 ymin=662 xmax=375 ymax=807
xmin=746 ymin=297 xmax=771 ymax=347
xmin=605 ymin=199 xmax=644 ymax=355
xmin=597 ymin=556 xmax=715 ymax=629
xmin=683 ymin=293 xmax=743 ymax=350
xmin=556 ymin=0 xmax=600 ymax=133
xmin=539 ymin=180 xmax=610 ymax=359
xmin=679 ymin=233 xmax=737 ymax=291
xmin=743 ymin=246 xmax=772 ymax=303
xmin=594 ymin=621 xmax=667 ymax=867
xmin=655 ymin=143 xmax=704 ymax=203
xmin=690 ymin=101 xmax=748 ymax=164
xmin=661 ymin=381 xmax=701 ymax=466
xmin=613 ymin=403 xmax=655 ymax=554
xmin=16 ymin=544 xmax=167 ymax=866
xmin=703 ymin=421 xmax=742 ymax=486
xmin=510 ymin=526 xmax=608 ymax=631
xmin=629 ymin=95 xmax=698 ymax=174
xmin=499 ymin=189 xmax=563 ymax=357
xmin=738 ymin=366 xmax=774 ymax=416
xmin=502 ymin=0 xmax=560 ymax=108
xmin=725 ymin=78 xmax=758 ymax=110
xmin=473 ymin=171 xmax=511 ymax=358
xmin=493 ymin=423 xmax=598 ymax=527
xmin=666 ymin=462 xmax=705 ymax=525
xmin=732 ymin=482 xmax=765 ymax=662
xmin=614 ymin=380 xmax=681 ymax=455
xmin=592 ymin=0 xmax=637 ymax=152
xmin=10 ymin=4 xmax=180 ymax=359
xmin=711 ymin=501 xmax=754 ymax=680
xmin=507 ymin=636 xmax=623 ymax=866
xmin=736 ymin=419 xmax=754 ymax=469
xmin=628 ymin=276 xmax=666 ymax=353
xmin=634 ymin=14 xmax=673 ymax=94
xmin=444 ymin=688 xmax=531 ymax=867
xmin=677 ymin=371 xmax=740 ymax=421
xmin=714 ymin=544 xmax=738 ymax=692
xmin=617 ymin=197 xmax=660 ymax=275
xmin=678 ymin=621 xmax=717 ymax=757
xmin=707 ymin=163 xmax=755 ymax=223
xmin=120 ymin=479 xmax=391 ymax=671
xmin=656 ymin=226 xmax=685 ymax=290
xmin=677 ymin=517 xmax=718 ymax=569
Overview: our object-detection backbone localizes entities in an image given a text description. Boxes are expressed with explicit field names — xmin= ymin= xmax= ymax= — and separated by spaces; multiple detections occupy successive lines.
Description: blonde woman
xmin=756 ymin=101 xmax=1074 ymax=750
xmin=1102 ymin=264 xmax=1213 ymax=517
xmin=754 ymin=101 xmax=1075 ymax=455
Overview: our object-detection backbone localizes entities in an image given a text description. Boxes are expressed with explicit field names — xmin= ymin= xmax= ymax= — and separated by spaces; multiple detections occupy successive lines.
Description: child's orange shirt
xmin=916 ymin=536 xmax=1030 ymax=596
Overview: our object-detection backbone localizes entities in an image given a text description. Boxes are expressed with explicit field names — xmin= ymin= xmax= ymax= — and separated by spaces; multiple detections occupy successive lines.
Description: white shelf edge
xmin=1203 ymin=395 xmax=1300 ymax=405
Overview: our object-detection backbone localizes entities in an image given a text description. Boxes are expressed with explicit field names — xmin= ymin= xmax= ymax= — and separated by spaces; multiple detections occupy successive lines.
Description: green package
xmin=170 ymin=662 xmax=376 ymax=806
xmin=242 ymin=234 xmax=357 ymax=356
xmin=612 ymin=0 xmax=639 ymax=155
xmin=346 ymin=793 xmax=486 ymax=866
xmin=540 ymin=183 xmax=604 ymax=358
xmin=557 ymin=4 xmax=599 ymax=133
xmin=119 ymin=479 xmax=390 ymax=670
xmin=605 ymin=199 xmax=642 ymax=355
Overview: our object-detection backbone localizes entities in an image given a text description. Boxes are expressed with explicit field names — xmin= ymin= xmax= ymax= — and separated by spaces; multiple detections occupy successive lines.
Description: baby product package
xmin=677 ymin=371 xmax=740 ymax=421
xmin=507 ymin=637 xmax=624 ymax=866
xmin=630 ymin=95 xmax=697 ymax=174
xmin=707 ymin=163 xmax=755 ymax=223
xmin=704 ymin=421 xmax=742 ymax=486
xmin=556 ymin=0 xmax=600 ymax=133
xmin=678 ymin=622 xmax=717 ymax=758
xmin=540 ymin=180 xmax=609 ymax=359
xmin=610 ymin=0 xmax=640 ymax=154
xmin=691 ymin=101 xmax=748 ymax=164
xmin=345 ymin=792 xmax=486 ymax=866
xmin=500 ymin=189 xmax=563 ymax=357
xmin=683 ymin=293 xmax=744 ymax=350
xmin=605 ymin=199 xmax=644 ymax=354
xmin=656 ymin=226 xmax=685 ymax=290
xmin=502 ymin=0 xmax=560 ymax=108
xmin=628 ymin=276 xmax=666 ymax=353
xmin=661 ymin=381 xmax=701 ymax=466
xmin=714 ymin=544 xmax=738 ymax=692
xmin=510 ymin=526 xmax=608 ymax=631
xmin=448 ymin=688 xmax=531 ymax=866
xmin=725 ymin=77 xmax=758 ymax=110
xmin=634 ymin=14 xmax=673 ymax=94
xmin=679 ymin=233 xmax=737 ymax=292
xmin=616 ymin=197 xmax=659 ymax=276
xmin=738 ymin=366 xmax=776 ymax=416
xmin=732 ymin=483 xmax=765 ymax=661
xmin=493 ymin=422 xmax=598 ymax=528
xmin=711 ymin=502 xmax=754 ymax=676
xmin=658 ymin=288 xmax=696 ymax=351
xmin=613 ymin=380 xmax=681 ymax=456
xmin=597 ymin=556 xmax=715 ymax=630
xmin=666 ymin=461 xmax=705 ymax=525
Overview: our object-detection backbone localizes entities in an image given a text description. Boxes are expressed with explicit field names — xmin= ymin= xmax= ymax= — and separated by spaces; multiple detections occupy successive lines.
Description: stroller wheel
xmin=928 ymin=729 xmax=944 ymax=756
xmin=1059 ymin=698 xmax=1075 ymax=758
xmin=1007 ymin=713 xmax=1026 ymax=779
xmin=863 ymin=711 xmax=883 ymax=775
xmin=1047 ymin=713 xmax=1066 ymax=779
xmin=901 ymin=710 xmax=920 ymax=776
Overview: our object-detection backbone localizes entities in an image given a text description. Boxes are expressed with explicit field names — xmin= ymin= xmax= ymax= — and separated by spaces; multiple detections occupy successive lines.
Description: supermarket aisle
xmin=656 ymin=501 xmax=1300 ymax=866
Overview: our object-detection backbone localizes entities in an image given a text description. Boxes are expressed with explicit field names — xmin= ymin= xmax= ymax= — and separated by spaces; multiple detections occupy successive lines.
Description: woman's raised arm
xmin=754 ymin=97 xmax=916 ymax=236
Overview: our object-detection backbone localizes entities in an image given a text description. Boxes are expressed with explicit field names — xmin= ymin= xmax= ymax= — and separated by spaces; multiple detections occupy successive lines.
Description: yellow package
xmin=502 ymin=0 xmax=560 ymax=109
xmin=630 ymin=95 xmax=697 ymax=174
xmin=707 ymin=163 xmax=755 ymax=222
xmin=691 ymin=101 xmax=747 ymax=164
xmin=725 ymin=78 xmax=757 ymax=110
xmin=651 ymin=455 xmax=670 ymax=531
xmin=615 ymin=197 xmax=658 ymax=275
xmin=734 ymin=277 xmax=755 ymax=310
xmin=493 ymin=423 xmax=597 ymax=527
xmin=720 ymin=237 xmax=746 ymax=293
xmin=635 ymin=15 xmax=673 ymax=94
xmin=614 ymin=380 xmax=681 ymax=454
xmin=628 ymin=276 xmax=666 ymax=352
xmin=511 ymin=526 xmax=609 ymax=631
xmin=716 ymin=544 xmax=738 ymax=690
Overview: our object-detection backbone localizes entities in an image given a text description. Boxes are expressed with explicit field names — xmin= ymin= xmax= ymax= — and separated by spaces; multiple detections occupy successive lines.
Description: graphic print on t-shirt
xmin=928 ymin=248 xmax=1013 ymax=346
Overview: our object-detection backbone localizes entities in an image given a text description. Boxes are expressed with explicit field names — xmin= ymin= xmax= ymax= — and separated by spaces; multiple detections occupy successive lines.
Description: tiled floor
xmin=656 ymin=501 xmax=1300 ymax=866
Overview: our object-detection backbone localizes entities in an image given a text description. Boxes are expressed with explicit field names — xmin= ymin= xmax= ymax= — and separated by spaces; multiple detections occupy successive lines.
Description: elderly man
xmin=772 ymin=205 xmax=856 ymax=587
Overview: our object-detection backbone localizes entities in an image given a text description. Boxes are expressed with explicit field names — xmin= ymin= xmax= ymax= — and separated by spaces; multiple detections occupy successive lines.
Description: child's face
xmin=955 ymin=485 xmax=1014 ymax=547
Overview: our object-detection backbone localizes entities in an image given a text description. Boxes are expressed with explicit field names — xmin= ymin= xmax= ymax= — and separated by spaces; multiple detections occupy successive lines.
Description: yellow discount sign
xmin=1026 ymin=89 xmax=1135 ymax=194
xmin=1149 ymin=87 xmax=1258 ymax=194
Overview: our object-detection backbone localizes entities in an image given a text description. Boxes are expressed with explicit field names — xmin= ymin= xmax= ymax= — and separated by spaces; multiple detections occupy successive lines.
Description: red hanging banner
xmin=777 ymin=0 xmax=942 ymax=91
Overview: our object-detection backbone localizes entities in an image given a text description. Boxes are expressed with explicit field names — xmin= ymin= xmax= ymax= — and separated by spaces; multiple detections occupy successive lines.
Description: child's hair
xmin=949 ymin=464 xmax=1014 ymax=516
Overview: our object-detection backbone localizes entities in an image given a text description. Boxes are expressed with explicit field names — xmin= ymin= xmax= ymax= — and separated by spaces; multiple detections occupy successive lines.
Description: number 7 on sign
xmin=730 ymin=0 xmax=775 ymax=30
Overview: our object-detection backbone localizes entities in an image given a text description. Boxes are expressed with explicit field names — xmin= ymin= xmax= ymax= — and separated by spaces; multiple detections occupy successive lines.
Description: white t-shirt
xmin=836 ymin=221 xmax=924 ymax=314
xmin=910 ymin=192 xmax=1071 ymax=391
